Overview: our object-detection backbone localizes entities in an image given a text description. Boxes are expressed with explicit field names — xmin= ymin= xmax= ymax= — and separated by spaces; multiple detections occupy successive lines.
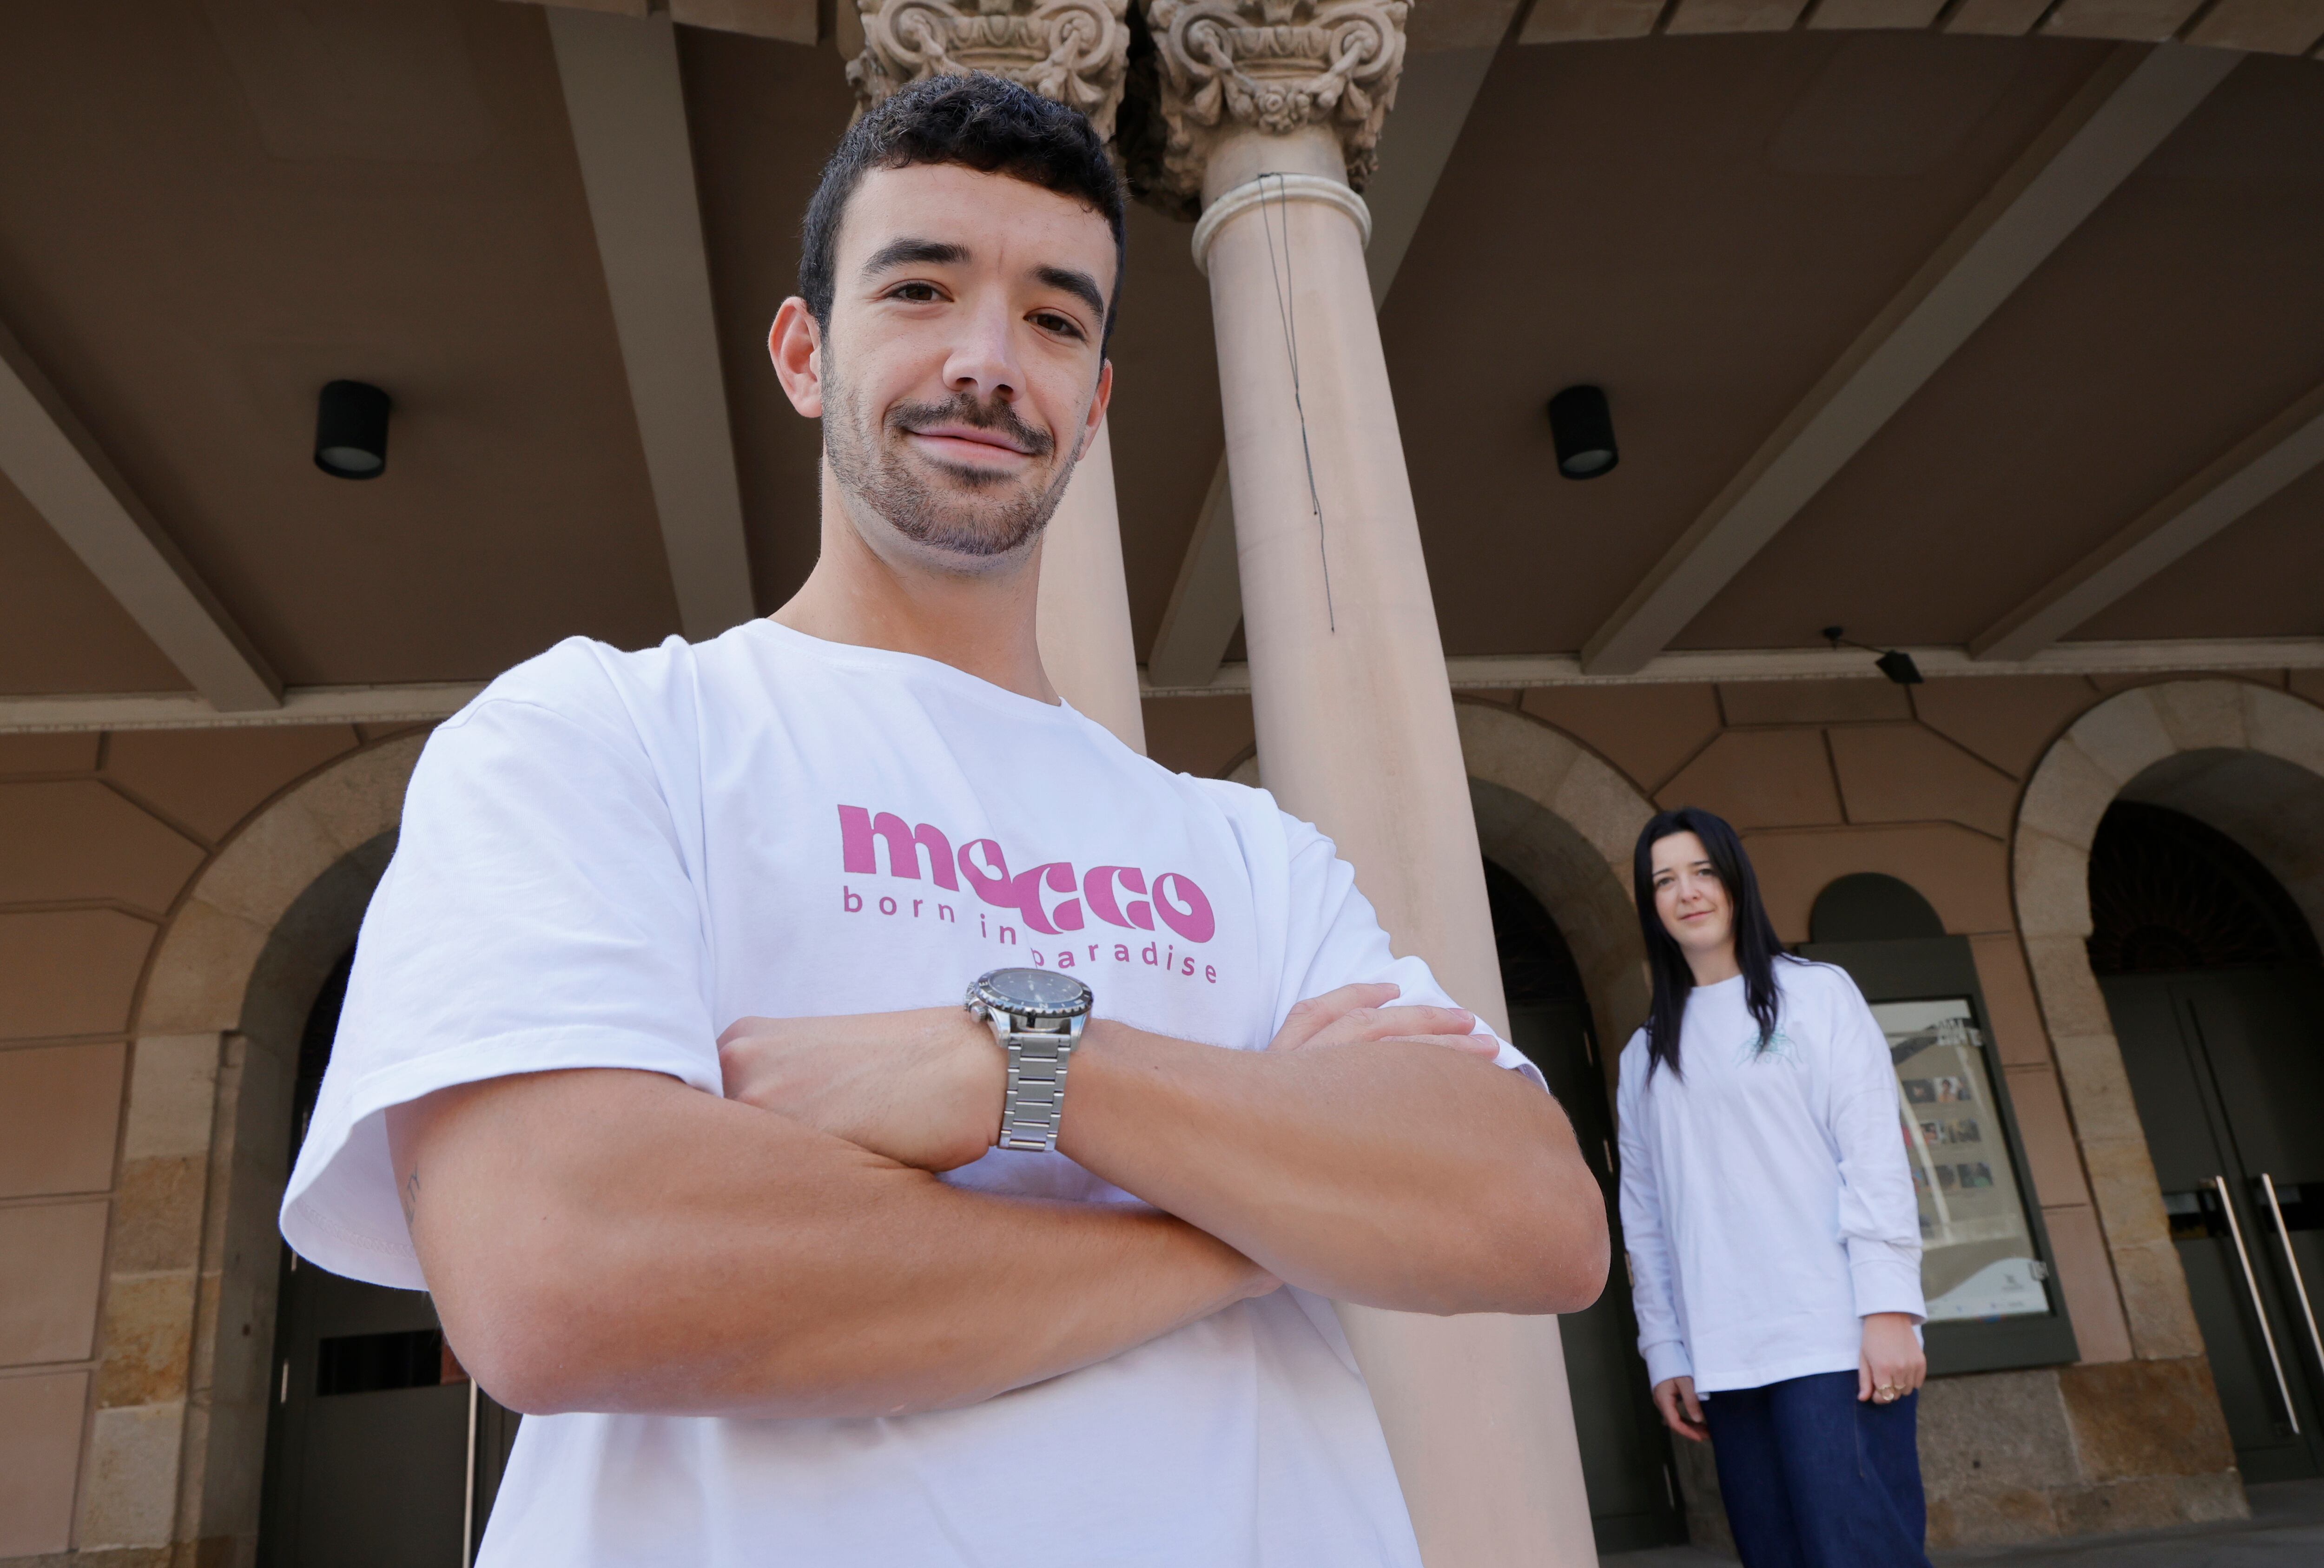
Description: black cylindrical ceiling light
xmin=1547 ymin=383 xmax=1618 ymax=480
xmin=314 ymin=380 xmax=391 ymax=480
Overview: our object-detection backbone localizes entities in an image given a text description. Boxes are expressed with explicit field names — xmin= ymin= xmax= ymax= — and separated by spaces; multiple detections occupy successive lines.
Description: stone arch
xmin=1809 ymin=870 xmax=1947 ymax=943
xmin=88 ymin=734 xmax=426 ymax=1563
xmin=1456 ymin=703 xmax=1659 ymax=1079
xmin=1233 ymin=706 xmax=1659 ymax=1072
xmin=2114 ymin=750 xmax=2324 ymax=955
xmin=2013 ymin=679 xmax=2324 ymax=1363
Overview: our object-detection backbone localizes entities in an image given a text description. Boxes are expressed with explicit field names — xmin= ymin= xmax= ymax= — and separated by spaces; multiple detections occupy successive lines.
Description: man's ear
xmin=1073 ymin=359 xmax=1114 ymax=462
xmin=769 ymin=298 xmax=824 ymax=418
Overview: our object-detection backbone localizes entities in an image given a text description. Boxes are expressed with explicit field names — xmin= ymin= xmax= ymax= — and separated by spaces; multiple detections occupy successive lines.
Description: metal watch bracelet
xmin=992 ymin=1015 xmax=1083 ymax=1153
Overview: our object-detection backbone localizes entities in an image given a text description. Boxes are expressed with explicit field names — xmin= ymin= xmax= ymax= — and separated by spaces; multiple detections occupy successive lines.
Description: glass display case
xmin=1878 ymin=1000 xmax=2049 ymax=1324
xmin=1803 ymin=936 xmax=2082 ymax=1375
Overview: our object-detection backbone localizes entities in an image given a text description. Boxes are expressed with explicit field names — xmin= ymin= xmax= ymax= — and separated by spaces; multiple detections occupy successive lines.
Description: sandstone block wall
xmin=0 ymin=726 xmax=400 ymax=1565
xmin=6 ymin=666 xmax=2322 ymax=1557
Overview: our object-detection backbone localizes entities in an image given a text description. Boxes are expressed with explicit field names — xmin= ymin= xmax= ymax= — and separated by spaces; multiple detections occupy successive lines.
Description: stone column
xmin=849 ymin=0 xmax=1148 ymax=751
xmin=1133 ymin=6 xmax=1594 ymax=1562
xmin=1035 ymin=419 xmax=1147 ymax=750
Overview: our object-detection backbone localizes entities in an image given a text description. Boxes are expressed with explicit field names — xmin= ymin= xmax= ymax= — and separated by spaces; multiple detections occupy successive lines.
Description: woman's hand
xmin=1857 ymin=1311 xmax=1927 ymax=1405
xmin=1651 ymin=1375 xmax=1708 ymax=1442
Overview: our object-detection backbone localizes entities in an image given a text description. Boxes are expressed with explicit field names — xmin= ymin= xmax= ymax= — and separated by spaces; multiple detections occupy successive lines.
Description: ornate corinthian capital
xmin=849 ymin=0 xmax=1132 ymax=141
xmin=1130 ymin=0 xmax=1406 ymax=211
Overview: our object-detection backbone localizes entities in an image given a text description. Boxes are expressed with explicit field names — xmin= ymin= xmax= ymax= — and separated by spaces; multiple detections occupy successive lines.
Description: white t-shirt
xmin=1614 ymin=962 xmax=1924 ymax=1396
xmin=280 ymin=619 xmax=1541 ymax=1568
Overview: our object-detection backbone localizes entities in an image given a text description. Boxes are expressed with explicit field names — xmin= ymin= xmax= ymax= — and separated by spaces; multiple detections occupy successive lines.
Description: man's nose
xmin=944 ymin=294 xmax=1022 ymax=404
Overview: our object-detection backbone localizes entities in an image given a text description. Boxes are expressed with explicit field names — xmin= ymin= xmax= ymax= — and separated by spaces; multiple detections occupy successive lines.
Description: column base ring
xmin=1191 ymin=172 xmax=1373 ymax=276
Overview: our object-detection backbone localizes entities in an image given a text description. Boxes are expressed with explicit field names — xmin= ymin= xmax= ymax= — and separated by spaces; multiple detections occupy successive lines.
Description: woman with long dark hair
xmin=1616 ymin=807 xmax=1930 ymax=1567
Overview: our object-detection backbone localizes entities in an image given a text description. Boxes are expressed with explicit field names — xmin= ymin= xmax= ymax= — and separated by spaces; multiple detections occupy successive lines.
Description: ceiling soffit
xmin=1578 ymin=40 xmax=2238 ymax=675
xmin=0 ymin=1 xmax=682 ymax=688
xmin=1689 ymin=53 xmax=2324 ymax=653
xmin=0 ymin=470 xmax=188 ymax=698
xmin=0 ymin=319 xmax=280 ymax=709
xmin=3 ymin=8 xmax=2321 ymax=703
xmin=1381 ymin=33 xmax=2118 ymax=658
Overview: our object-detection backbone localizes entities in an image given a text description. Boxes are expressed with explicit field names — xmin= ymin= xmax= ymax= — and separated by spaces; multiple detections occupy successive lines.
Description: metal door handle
xmin=2215 ymin=1174 xmax=2301 ymax=1435
xmin=2261 ymin=1173 xmax=2324 ymax=1381
xmin=465 ymin=1375 xmax=483 ymax=1568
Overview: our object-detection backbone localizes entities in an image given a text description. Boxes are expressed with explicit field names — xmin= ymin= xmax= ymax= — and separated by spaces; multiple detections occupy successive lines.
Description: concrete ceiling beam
xmin=0 ymin=682 xmax=484 ymax=736
xmin=1577 ymin=42 xmax=2241 ymax=677
xmin=10 ymin=634 xmax=2319 ymax=731
xmin=1148 ymin=461 xmax=1243 ymax=689
xmin=1972 ymin=380 xmax=2324 ymax=662
xmin=1363 ymin=43 xmax=1506 ymax=310
xmin=547 ymin=7 xmax=759 ymax=642
xmin=1135 ymin=635 xmax=2324 ymax=699
xmin=1142 ymin=41 xmax=1504 ymax=692
xmin=505 ymin=0 xmax=819 ymax=47
xmin=0 ymin=322 xmax=282 ymax=712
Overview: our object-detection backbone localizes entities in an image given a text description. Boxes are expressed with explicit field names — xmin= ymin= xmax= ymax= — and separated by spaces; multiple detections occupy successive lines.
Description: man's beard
xmin=824 ymin=360 xmax=1078 ymax=560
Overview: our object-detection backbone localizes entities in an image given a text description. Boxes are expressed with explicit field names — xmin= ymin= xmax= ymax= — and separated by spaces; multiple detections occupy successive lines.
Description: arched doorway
xmin=2093 ymin=802 xmax=2324 ymax=1484
xmin=1485 ymin=860 xmax=1687 ymax=1555
xmin=256 ymin=948 xmax=524 ymax=1567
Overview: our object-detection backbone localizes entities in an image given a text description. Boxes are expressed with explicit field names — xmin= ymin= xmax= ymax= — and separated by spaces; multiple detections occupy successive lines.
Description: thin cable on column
xmin=1258 ymin=173 xmax=1334 ymax=633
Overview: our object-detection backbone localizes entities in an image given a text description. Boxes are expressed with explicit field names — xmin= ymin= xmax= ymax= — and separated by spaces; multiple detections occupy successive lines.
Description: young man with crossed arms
xmin=284 ymin=74 xmax=1606 ymax=1567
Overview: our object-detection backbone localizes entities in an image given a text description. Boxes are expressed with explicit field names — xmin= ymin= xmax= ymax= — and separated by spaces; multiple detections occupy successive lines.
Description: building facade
xmin=2 ymin=0 xmax=2322 ymax=1562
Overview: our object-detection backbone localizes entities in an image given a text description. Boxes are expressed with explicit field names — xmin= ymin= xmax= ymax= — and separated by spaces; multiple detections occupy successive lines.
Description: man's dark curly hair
xmin=799 ymin=74 xmax=1126 ymax=349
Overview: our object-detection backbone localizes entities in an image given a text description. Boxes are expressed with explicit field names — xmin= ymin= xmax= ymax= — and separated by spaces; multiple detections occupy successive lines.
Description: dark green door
xmin=2105 ymin=968 xmax=2324 ymax=1483
xmin=259 ymin=951 xmax=523 ymax=1566
xmin=1510 ymin=1001 xmax=1689 ymax=1554
xmin=259 ymin=1261 xmax=476 ymax=1567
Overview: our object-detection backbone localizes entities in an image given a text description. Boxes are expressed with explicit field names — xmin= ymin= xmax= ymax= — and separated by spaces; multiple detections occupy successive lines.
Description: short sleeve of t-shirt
xmin=1225 ymin=789 xmax=1544 ymax=1088
xmin=279 ymin=642 xmax=720 ymax=1289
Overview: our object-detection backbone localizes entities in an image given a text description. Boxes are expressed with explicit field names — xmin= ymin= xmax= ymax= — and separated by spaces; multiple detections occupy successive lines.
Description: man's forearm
xmin=1056 ymin=1023 xmax=1606 ymax=1315
xmin=710 ymin=996 xmax=1609 ymax=1316
xmin=390 ymin=1068 xmax=1269 ymax=1418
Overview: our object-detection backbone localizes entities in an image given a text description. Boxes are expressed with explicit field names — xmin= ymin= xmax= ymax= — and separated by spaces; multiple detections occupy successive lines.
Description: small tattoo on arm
xmin=401 ymin=1169 xmax=421 ymax=1226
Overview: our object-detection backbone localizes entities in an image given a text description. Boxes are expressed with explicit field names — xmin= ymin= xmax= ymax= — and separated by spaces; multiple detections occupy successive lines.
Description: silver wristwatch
xmin=965 ymin=967 xmax=1094 ymax=1153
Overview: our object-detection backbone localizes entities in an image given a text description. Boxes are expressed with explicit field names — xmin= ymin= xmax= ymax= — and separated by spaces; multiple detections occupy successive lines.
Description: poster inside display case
xmin=1805 ymin=930 xmax=2080 ymax=1373
xmin=1876 ymin=1000 xmax=2049 ymax=1323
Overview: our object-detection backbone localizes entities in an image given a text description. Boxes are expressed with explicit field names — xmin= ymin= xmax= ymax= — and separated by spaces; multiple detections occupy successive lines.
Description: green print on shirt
xmin=1737 ymin=1027 xmax=1797 ymax=1066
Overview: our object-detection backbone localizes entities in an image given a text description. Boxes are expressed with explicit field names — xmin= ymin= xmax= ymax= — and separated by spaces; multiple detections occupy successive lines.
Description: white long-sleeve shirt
xmin=1616 ymin=961 xmax=1925 ymax=1394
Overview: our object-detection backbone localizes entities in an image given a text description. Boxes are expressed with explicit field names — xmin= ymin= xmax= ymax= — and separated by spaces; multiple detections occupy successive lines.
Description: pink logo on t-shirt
xmin=838 ymin=806 xmax=1215 ymax=943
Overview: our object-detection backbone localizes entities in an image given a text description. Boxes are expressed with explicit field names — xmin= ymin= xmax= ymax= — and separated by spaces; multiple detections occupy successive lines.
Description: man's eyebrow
xmin=1035 ymin=265 xmax=1107 ymax=321
xmin=860 ymin=238 xmax=968 ymax=277
xmin=860 ymin=240 xmax=1105 ymax=322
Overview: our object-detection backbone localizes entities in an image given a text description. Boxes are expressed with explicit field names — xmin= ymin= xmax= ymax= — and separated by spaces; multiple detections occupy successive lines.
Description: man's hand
xmin=1268 ymin=983 xmax=1502 ymax=1056
xmin=1858 ymin=1311 xmax=1927 ymax=1405
xmin=1652 ymin=1375 xmax=1708 ymax=1442
xmin=718 ymin=1008 xmax=1001 ymax=1171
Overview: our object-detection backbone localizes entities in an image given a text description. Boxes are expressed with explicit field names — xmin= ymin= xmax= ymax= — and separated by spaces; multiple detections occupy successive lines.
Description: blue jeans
xmin=1700 ymin=1370 xmax=1933 ymax=1568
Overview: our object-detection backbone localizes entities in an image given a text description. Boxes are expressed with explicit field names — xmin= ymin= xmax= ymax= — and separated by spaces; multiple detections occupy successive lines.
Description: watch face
xmin=974 ymin=967 xmax=1092 ymax=1017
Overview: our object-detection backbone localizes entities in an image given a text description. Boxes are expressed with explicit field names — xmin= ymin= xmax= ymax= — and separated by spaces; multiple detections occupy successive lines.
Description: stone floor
xmin=1604 ymin=1479 xmax=2324 ymax=1568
